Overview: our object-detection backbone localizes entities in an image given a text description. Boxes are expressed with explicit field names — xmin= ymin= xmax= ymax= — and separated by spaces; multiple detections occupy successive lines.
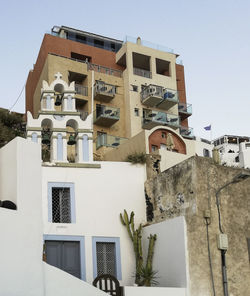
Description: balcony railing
xmin=141 ymin=84 xmax=178 ymax=110
xmin=94 ymin=81 xmax=116 ymax=102
xmin=48 ymin=53 xmax=122 ymax=78
xmin=94 ymin=105 xmax=120 ymax=127
xmin=142 ymin=109 xmax=179 ymax=130
xmin=133 ymin=67 xmax=152 ymax=79
xmin=88 ymin=63 xmax=122 ymax=78
xmin=75 ymin=84 xmax=88 ymax=96
xmin=178 ymin=103 xmax=192 ymax=118
xmin=96 ymin=134 xmax=127 ymax=149
xmin=180 ymin=126 xmax=194 ymax=139
xmin=124 ymin=36 xmax=174 ymax=54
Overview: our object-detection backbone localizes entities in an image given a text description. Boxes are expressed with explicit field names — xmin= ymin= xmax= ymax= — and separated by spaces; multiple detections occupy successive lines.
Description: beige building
xmin=26 ymin=26 xmax=193 ymax=162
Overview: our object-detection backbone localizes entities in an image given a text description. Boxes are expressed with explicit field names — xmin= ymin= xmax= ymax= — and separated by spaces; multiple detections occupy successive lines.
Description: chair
xmin=93 ymin=274 xmax=122 ymax=296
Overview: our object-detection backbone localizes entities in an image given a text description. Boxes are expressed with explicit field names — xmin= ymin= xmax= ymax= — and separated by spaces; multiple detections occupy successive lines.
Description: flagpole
xmin=210 ymin=124 xmax=212 ymax=143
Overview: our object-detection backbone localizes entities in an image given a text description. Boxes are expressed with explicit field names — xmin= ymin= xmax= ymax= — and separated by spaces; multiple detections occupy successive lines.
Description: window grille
xmin=52 ymin=188 xmax=71 ymax=223
xmin=96 ymin=242 xmax=116 ymax=277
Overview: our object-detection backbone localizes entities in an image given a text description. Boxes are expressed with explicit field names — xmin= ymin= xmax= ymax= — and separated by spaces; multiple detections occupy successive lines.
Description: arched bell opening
xmin=41 ymin=119 xmax=53 ymax=162
xmin=54 ymin=83 xmax=64 ymax=111
xmin=66 ymin=119 xmax=78 ymax=163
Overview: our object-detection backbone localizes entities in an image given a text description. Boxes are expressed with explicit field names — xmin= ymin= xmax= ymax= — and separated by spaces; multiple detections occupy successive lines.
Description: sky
xmin=0 ymin=0 xmax=250 ymax=140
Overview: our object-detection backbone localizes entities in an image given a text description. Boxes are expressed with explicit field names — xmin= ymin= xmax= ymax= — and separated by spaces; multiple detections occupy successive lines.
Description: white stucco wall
xmin=0 ymin=137 xmax=45 ymax=296
xmin=239 ymin=142 xmax=250 ymax=169
xmin=124 ymin=286 xmax=186 ymax=296
xmin=194 ymin=137 xmax=213 ymax=158
xmin=42 ymin=162 xmax=147 ymax=286
xmin=142 ymin=217 xmax=188 ymax=288
xmin=44 ymin=263 xmax=107 ymax=296
xmin=0 ymin=137 xmax=121 ymax=296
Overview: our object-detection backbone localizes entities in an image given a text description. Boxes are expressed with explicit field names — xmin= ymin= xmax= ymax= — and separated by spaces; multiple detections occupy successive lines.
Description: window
xmin=48 ymin=183 xmax=76 ymax=223
xmin=203 ymin=149 xmax=210 ymax=158
xmin=96 ymin=242 xmax=116 ymax=276
xmin=92 ymin=237 xmax=122 ymax=280
xmin=52 ymin=188 xmax=71 ymax=223
xmin=162 ymin=132 xmax=166 ymax=138
xmin=134 ymin=108 xmax=139 ymax=116
xmin=151 ymin=145 xmax=158 ymax=152
xmin=44 ymin=235 xmax=86 ymax=280
xmin=131 ymin=85 xmax=138 ymax=92
xmin=160 ymin=143 xmax=167 ymax=150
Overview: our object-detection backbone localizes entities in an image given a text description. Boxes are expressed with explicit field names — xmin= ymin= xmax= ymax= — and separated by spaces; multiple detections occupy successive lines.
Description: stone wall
xmin=145 ymin=156 xmax=250 ymax=296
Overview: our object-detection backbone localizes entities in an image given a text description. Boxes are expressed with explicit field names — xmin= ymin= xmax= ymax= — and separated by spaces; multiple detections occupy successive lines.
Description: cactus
xmin=120 ymin=210 xmax=157 ymax=286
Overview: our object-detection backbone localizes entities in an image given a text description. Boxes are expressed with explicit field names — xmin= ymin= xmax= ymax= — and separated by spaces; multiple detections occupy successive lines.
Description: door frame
xmin=44 ymin=234 xmax=86 ymax=280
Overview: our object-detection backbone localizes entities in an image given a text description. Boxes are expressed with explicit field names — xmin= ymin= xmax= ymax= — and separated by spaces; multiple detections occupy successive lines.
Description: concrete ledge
xmin=42 ymin=162 xmax=101 ymax=168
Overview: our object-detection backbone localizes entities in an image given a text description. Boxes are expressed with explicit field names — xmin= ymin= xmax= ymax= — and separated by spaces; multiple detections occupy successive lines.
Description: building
xmin=213 ymin=134 xmax=250 ymax=168
xmin=25 ymin=25 xmax=193 ymax=166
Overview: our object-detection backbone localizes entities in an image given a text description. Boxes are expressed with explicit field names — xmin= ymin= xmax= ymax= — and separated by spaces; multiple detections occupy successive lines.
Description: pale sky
xmin=1 ymin=0 xmax=249 ymax=140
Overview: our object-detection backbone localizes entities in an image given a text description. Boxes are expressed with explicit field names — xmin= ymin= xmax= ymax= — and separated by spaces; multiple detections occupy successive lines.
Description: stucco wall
xmin=42 ymin=161 xmax=147 ymax=286
xmin=124 ymin=286 xmax=186 ymax=296
xmin=143 ymin=217 xmax=188 ymax=288
xmin=0 ymin=137 xmax=45 ymax=296
xmin=145 ymin=156 xmax=250 ymax=296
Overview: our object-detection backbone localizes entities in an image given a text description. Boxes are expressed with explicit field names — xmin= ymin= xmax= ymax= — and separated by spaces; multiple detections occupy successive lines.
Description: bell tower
xmin=26 ymin=73 xmax=93 ymax=164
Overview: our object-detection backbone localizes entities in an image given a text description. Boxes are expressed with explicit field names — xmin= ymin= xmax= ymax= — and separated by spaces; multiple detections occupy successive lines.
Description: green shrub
xmin=126 ymin=152 xmax=146 ymax=164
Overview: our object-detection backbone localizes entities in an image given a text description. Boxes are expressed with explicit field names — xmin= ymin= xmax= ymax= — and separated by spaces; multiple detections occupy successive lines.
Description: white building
xmin=15 ymin=73 xmax=187 ymax=295
xmin=213 ymin=135 xmax=250 ymax=168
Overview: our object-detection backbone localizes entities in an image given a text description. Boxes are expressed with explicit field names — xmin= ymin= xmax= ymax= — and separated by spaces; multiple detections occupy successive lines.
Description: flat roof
xmin=55 ymin=25 xmax=123 ymax=45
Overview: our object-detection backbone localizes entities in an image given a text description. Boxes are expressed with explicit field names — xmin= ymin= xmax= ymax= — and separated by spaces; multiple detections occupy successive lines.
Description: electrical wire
xmin=205 ymin=217 xmax=216 ymax=296
xmin=8 ymin=83 xmax=25 ymax=111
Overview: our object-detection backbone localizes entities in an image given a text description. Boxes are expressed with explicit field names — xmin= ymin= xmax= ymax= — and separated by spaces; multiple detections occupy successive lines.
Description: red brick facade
xmin=148 ymin=128 xmax=186 ymax=154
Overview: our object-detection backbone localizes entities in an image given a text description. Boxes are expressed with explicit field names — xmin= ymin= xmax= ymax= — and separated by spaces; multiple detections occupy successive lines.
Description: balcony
xmin=94 ymin=81 xmax=116 ymax=102
xmin=133 ymin=67 xmax=152 ymax=79
xmin=94 ymin=105 xmax=120 ymax=127
xmin=180 ymin=126 xmax=194 ymax=139
xmin=141 ymin=85 xmax=178 ymax=110
xmin=96 ymin=134 xmax=127 ymax=149
xmin=142 ymin=109 xmax=179 ymax=130
xmin=75 ymin=84 xmax=88 ymax=96
xmin=178 ymin=103 xmax=192 ymax=119
xmin=88 ymin=63 xmax=122 ymax=78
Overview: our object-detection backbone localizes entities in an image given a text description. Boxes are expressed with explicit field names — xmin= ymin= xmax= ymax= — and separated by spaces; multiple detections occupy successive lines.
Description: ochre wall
xmin=26 ymin=34 xmax=125 ymax=115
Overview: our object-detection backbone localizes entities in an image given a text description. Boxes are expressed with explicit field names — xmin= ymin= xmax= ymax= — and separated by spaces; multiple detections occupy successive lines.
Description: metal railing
xmin=143 ymin=110 xmax=179 ymax=127
xmin=141 ymin=84 xmax=163 ymax=101
xmin=180 ymin=126 xmax=194 ymax=138
xmin=88 ymin=63 xmax=122 ymax=78
xmin=133 ymin=67 xmax=152 ymax=79
xmin=96 ymin=134 xmax=127 ymax=149
xmin=124 ymin=36 xmax=174 ymax=54
xmin=48 ymin=53 xmax=122 ymax=78
xmin=75 ymin=84 xmax=88 ymax=96
xmin=178 ymin=103 xmax=192 ymax=115
xmin=95 ymin=81 xmax=116 ymax=96
xmin=94 ymin=106 xmax=120 ymax=121
xmin=140 ymin=84 xmax=178 ymax=104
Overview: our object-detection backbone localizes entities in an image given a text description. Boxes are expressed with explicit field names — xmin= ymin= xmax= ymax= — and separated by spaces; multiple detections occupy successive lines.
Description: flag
xmin=204 ymin=125 xmax=211 ymax=131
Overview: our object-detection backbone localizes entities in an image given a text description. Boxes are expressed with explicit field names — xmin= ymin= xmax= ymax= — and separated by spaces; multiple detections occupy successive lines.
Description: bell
xmin=42 ymin=133 xmax=50 ymax=145
xmin=55 ymin=95 xmax=62 ymax=106
xmin=67 ymin=134 xmax=76 ymax=145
